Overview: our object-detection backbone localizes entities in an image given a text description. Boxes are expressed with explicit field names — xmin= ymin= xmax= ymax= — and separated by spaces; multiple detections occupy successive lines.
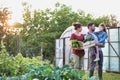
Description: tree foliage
xmin=0 ymin=7 xmax=11 ymax=26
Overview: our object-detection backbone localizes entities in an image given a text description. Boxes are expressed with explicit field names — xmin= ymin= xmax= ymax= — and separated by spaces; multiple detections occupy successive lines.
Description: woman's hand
xmin=77 ymin=46 xmax=84 ymax=50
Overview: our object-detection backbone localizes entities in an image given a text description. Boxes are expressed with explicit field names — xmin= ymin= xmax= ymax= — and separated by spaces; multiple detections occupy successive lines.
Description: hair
xmin=72 ymin=22 xmax=82 ymax=30
xmin=99 ymin=23 xmax=107 ymax=33
xmin=87 ymin=23 xmax=94 ymax=29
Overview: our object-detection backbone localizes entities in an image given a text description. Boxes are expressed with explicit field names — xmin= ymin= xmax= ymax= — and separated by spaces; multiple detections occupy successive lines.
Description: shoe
xmin=94 ymin=58 xmax=100 ymax=62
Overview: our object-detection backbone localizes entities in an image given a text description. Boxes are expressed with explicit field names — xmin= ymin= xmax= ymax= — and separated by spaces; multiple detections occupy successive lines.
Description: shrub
xmin=0 ymin=48 xmax=48 ymax=76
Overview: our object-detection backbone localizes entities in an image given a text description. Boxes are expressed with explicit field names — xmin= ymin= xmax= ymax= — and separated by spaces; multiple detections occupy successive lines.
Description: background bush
xmin=0 ymin=48 xmax=48 ymax=76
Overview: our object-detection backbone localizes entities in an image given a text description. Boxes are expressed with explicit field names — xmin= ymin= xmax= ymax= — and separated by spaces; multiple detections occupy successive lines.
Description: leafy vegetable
xmin=71 ymin=40 xmax=83 ymax=49
xmin=84 ymin=34 xmax=94 ymax=42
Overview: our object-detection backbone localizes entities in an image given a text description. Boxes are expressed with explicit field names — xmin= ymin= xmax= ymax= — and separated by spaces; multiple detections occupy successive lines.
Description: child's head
xmin=99 ymin=23 xmax=107 ymax=33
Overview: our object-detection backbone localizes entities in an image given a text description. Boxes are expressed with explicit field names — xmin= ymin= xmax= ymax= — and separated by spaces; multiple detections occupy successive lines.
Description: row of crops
xmin=0 ymin=49 xmax=98 ymax=80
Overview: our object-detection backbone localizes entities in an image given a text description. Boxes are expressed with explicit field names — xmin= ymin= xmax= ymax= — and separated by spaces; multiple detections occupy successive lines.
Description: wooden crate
xmin=83 ymin=41 xmax=95 ymax=48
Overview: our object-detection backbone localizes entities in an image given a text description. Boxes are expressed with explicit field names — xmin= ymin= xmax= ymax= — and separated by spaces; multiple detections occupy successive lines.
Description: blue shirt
xmin=94 ymin=31 xmax=107 ymax=44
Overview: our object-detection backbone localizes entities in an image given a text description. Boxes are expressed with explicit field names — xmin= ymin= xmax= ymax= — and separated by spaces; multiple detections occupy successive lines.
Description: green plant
xmin=0 ymin=47 xmax=85 ymax=80
xmin=71 ymin=40 xmax=83 ymax=49
xmin=0 ymin=48 xmax=48 ymax=76
xmin=0 ymin=64 xmax=85 ymax=80
xmin=22 ymin=65 xmax=85 ymax=80
xmin=84 ymin=35 xmax=94 ymax=43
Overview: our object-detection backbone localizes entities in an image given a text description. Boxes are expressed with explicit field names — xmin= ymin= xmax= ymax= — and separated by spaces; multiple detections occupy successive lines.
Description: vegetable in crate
xmin=84 ymin=34 xmax=95 ymax=48
xmin=71 ymin=40 xmax=83 ymax=49
xmin=84 ymin=34 xmax=94 ymax=42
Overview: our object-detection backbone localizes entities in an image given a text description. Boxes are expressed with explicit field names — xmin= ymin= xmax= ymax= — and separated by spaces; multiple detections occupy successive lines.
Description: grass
xmin=102 ymin=72 xmax=120 ymax=80
xmin=82 ymin=71 xmax=120 ymax=80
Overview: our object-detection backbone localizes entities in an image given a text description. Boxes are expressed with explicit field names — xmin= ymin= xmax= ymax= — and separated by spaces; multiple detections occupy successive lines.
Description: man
xmin=85 ymin=23 xmax=104 ymax=80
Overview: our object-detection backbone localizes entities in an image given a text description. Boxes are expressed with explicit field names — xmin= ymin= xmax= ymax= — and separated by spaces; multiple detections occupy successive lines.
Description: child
xmin=94 ymin=23 xmax=107 ymax=62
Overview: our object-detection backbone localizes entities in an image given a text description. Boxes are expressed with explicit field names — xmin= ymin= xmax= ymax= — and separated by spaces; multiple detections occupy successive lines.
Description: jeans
xmin=89 ymin=49 xmax=103 ymax=80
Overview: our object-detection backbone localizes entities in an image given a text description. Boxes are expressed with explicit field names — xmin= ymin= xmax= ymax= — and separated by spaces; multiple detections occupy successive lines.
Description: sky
xmin=1 ymin=0 xmax=120 ymax=24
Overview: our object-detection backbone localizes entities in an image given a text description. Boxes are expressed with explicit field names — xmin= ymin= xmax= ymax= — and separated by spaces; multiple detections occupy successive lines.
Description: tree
xmin=21 ymin=2 xmax=86 ymax=62
xmin=105 ymin=15 xmax=118 ymax=27
xmin=0 ymin=7 xmax=11 ymax=26
xmin=0 ymin=7 xmax=12 ymax=52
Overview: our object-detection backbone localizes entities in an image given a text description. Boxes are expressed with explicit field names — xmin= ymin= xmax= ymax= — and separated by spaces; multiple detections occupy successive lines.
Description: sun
xmin=7 ymin=19 xmax=15 ymax=26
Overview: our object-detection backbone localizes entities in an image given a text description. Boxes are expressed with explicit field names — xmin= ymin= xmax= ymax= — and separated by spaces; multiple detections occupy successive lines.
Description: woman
xmin=70 ymin=22 xmax=85 ymax=70
xmin=94 ymin=23 xmax=107 ymax=62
